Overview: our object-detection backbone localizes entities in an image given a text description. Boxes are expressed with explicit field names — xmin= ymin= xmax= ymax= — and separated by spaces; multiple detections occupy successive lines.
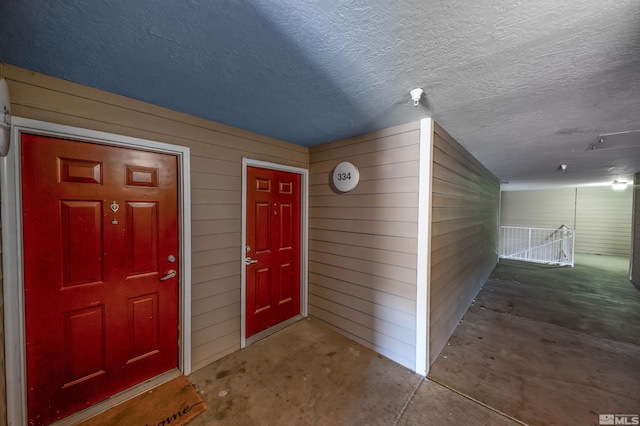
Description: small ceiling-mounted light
xmin=410 ymin=88 xmax=423 ymax=107
xmin=587 ymin=130 xmax=640 ymax=151
xmin=612 ymin=181 xmax=628 ymax=190
xmin=559 ymin=164 xmax=567 ymax=172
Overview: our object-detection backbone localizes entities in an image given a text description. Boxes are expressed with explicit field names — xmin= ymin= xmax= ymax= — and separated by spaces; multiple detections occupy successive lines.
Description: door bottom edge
xmin=49 ymin=368 xmax=182 ymax=426
xmin=245 ymin=314 xmax=305 ymax=347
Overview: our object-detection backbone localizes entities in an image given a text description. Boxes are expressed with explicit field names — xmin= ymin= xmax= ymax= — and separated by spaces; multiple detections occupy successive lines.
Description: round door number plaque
xmin=332 ymin=161 xmax=360 ymax=192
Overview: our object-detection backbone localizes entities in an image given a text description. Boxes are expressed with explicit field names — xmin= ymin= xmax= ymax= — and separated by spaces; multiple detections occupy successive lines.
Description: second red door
xmin=246 ymin=166 xmax=301 ymax=337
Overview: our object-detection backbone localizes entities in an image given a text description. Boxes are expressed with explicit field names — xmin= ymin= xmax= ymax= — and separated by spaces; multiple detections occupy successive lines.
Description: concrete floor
xmin=188 ymin=254 xmax=640 ymax=425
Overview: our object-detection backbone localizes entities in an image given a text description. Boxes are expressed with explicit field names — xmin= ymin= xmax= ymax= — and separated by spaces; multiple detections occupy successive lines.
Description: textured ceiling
xmin=1 ymin=0 xmax=639 ymax=189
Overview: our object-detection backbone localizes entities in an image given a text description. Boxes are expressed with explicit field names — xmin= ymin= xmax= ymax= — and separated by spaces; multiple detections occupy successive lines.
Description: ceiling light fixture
xmin=559 ymin=164 xmax=567 ymax=172
xmin=410 ymin=88 xmax=423 ymax=107
xmin=587 ymin=130 xmax=640 ymax=151
xmin=612 ymin=181 xmax=628 ymax=190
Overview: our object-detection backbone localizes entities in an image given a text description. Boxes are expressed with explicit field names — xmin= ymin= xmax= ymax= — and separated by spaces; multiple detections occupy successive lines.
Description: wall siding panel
xmin=308 ymin=123 xmax=420 ymax=370
xmin=501 ymin=187 xmax=632 ymax=256
xmin=631 ymin=174 xmax=640 ymax=284
xmin=575 ymin=187 xmax=632 ymax=256
xmin=429 ymin=123 xmax=500 ymax=363
xmin=0 ymin=196 xmax=5 ymax=424
xmin=1 ymin=64 xmax=309 ymax=373
xmin=500 ymin=189 xmax=577 ymax=229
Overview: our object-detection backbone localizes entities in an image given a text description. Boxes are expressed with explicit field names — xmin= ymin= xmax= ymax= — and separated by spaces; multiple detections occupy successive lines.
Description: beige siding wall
xmin=631 ymin=174 xmax=640 ymax=284
xmin=575 ymin=187 xmax=632 ymax=256
xmin=0 ymin=64 xmax=309 ymax=372
xmin=0 ymin=211 xmax=5 ymax=424
xmin=501 ymin=187 xmax=632 ymax=256
xmin=429 ymin=123 xmax=500 ymax=363
xmin=308 ymin=123 xmax=420 ymax=369
xmin=500 ymin=189 xmax=577 ymax=229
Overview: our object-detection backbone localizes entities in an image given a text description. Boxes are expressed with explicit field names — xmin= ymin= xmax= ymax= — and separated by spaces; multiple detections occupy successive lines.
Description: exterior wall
xmin=631 ymin=173 xmax=640 ymax=285
xmin=575 ymin=187 xmax=632 ymax=256
xmin=0 ymin=210 xmax=5 ymax=425
xmin=429 ymin=123 xmax=500 ymax=363
xmin=501 ymin=187 xmax=632 ymax=256
xmin=500 ymin=189 xmax=577 ymax=229
xmin=308 ymin=122 xmax=420 ymax=369
xmin=0 ymin=64 xmax=309 ymax=372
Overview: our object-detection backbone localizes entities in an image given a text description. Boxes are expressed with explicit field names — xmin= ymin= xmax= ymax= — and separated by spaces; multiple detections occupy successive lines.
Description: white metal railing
xmin=499 ymin=225 xmax=575 ymax=267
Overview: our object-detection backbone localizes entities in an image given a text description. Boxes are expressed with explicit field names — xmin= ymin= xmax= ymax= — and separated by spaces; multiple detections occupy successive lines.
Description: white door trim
xmin=241 ymin=158 xmax=309 ymax=348
xmin=1 ymin=117 xmax=192 ymax=426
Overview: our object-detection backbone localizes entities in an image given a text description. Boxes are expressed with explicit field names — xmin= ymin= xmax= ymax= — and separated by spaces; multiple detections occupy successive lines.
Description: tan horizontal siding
xmin=501 ymin=187 xmax=632 ymax=257
xmin=632 ymin=176 xmax=640 ymax=284
xmin=310 ymin=207 xmax=418 ymax=222
xmin=191 ymin=331 xmax=239 ymax=372
xmin=308 ymin=123 xmax=420 ymax=369
xmin=0 ymin=162 xmax=4 ymax=424
xmin=309 ymin=294 xmax=415 ymax=345
xmin=429 ymin=123 xmax=500 ymax=363
xmin=309 ymin=261 xmax=415 ymax=300
xmin=311 ymin=251 xmax=416 ymax=284
xmin=311 ymin=144 xmax=420 ymax=174
xmin=311 ymin=306 xmax=415 ymax=369
xmin=575 ymin=187 xmax=632 ymax=256
xmin=309 ymin=240 xmax=417 ymax=269
xmin=310 ymin=272 xmax=415 ymax=313
xmin=500 ymin=189 xmax=576 ymax=229
xmin=2 ymin=63 xmax=309 ymax=372
xmin=310 ymin=218 xmax=417 ymax=239
xmin=311 ymin=192 xmax=419 ymax=208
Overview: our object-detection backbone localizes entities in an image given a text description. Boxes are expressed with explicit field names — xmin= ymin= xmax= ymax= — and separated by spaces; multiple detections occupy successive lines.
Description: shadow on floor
xmin=428 ymin=254 xmax=640 ymax=426
xmin=188 ymin=254 xmax=639 ymax=425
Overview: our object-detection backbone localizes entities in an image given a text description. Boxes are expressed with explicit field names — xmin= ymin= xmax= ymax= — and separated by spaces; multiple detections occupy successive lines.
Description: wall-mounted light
xmin=0 ymin=78 xmax=11 ymax=156
xmin=410 ymin=88 xmax=423 ymax=107
xmin=612 ymin=180 xmax=628 ymax=190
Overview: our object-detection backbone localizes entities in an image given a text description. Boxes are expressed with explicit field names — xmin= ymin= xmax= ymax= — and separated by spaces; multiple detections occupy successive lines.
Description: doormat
xmin=77 ymin=375 xmax=206 ymax=426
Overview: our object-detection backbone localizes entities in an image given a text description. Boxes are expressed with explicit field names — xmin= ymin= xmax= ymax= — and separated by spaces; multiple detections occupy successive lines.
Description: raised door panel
xmin=127 ymin=293 xmax=160 ymax=363
xmin=60 ymin=201 xmax=104 ymax=287
xmin=255 ymin=202 xmax=272 ymax=254
xmin=279 ymin=202 xmax=293 ymax=250
xmin=254 ymin=267 xmax=272 ymax=313
xmin=126 ymin=202 xmax=159 ymax=276
xmin=63 ymin=305 xmax=106 ymax=387
xmin=278 ymin=262 xmax=293 ymax=304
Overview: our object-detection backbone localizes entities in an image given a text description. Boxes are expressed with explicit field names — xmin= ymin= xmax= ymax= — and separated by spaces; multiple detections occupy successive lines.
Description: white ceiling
xmin=1 ymin=0 xmax=639 ymax=190
xmin=426 ymin=0 xmax=640 ymax=190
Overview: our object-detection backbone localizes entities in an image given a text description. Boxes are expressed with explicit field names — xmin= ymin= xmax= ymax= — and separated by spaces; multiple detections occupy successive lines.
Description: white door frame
xmin=241 ymin=158 xmax=309 ymax=348
xmin=1 ymin=117 xmax=192 ymax=426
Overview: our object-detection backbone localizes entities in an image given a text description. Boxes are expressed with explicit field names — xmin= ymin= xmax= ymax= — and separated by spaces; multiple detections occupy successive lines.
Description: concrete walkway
xmin=188 ymin=255 xmax=640 ymax=425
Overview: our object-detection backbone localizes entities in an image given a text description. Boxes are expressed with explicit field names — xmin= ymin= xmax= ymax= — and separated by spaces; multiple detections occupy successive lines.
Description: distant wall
xmin=631 ymin=174 xmax=640 ymax=285
xmin=0 ymin=202 xmax=5 ymax=426
xmin=308 ymin=122 xmax=420 ymax=369
xmin=575 ymin=187 xmax=632 ymax=256
xmin=501 ymin=187 xmax=632 ymax=256
xmin=0 ymin=63 xmax=309 ymax=373
xmin=500 ymin=189 xmax=576 ymax=229
xmin=429 ymin=123 xmax=500 ymax=363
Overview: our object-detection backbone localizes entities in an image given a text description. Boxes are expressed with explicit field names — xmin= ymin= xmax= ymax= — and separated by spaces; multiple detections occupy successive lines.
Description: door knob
xmin=159 ymin=269 xmax=177 ymax=281
xmin=245 ymin=257 xmax=258 ymax=266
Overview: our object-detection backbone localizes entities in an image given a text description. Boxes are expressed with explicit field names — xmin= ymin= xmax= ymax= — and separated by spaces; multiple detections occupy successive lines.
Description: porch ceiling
xmin=1 ymin=0 xmax=639 ymax=189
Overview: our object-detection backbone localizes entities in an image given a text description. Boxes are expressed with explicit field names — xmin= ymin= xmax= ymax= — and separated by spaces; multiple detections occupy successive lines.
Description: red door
xmin=246 ymin=166 xmax=301 ymax=337
xmin=21 ymin=134 xmax=179 ymax=425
